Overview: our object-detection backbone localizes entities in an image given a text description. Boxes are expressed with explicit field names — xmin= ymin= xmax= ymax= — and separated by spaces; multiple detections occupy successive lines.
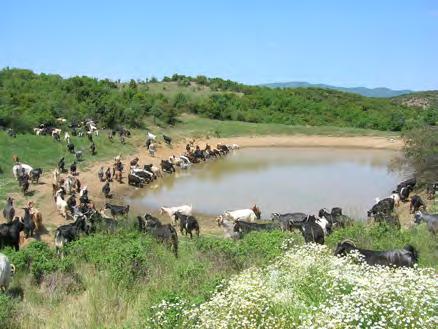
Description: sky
xmin=1 ymin=0 xmax=437 ymax=90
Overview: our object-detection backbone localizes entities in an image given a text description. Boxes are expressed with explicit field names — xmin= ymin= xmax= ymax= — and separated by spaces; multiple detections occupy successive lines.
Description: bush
xmin=0 ymin=294 xmax=16 ymax=329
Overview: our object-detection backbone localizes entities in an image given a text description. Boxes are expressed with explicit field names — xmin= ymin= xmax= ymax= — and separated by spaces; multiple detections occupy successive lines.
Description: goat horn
xmin=340 ymin=239 xmax=356 ymax=247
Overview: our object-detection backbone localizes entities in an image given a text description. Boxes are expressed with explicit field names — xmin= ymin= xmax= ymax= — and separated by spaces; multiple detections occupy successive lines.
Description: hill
xmin=1 ymin=68 xmax=436 ymax=132
xmin=392 ymin=90 xmax=438 ymax=110
xmin=262 ymin=81 xmax=413 ymax=98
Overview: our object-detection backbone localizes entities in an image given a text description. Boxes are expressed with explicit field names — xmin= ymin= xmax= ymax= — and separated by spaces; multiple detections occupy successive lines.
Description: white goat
xmin=0 ymin=253 xmax=15 ymax=291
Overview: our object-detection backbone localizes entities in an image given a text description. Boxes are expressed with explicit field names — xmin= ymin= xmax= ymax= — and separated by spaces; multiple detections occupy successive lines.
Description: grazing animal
xmin=29 ymin=207 xmax=43 ymax=232
xmin=160 ymin=205 xmax=192 ymax=223
xmin=367 ymin=198 xmax=395 ymax=217
xmin=22 ymin=207 xmax=35 ymax=238
xmin=70 ymin=161 xmax=77 ymax=175
xmin=55 ymin=190 xmax=68 ymax=217
xmin=128 ymin=173 xmax=144 ymax=187
xmin=102 ymin=181 xmax=111 ymax=198
xmin=390 ymin=191 xmax=401 ymax=206
xmin=396 ymin=177 xmax=416 ymax=192
xmin=216 ymin=216 xmax=241 ymax=240
xmin=0 ymin=253 xmax=15 ymax=291
xmin=414 ymin=211 xmax=438 ymax=235
xmin=75 ymin=151 xmax=83 ymax=161
xmin=30 ymin=168 xmax=43 ymax=184
xmin=426 ymin=183 xmax=438 ymax=200
xmin=271 ymin=212 xmax=307 ymax=231
xmin=334 ymin=240 xmax=418 ymax=268
xmin=330 ymin=207 xmax=353 ymax=228
xmin=233 ymin=220 xmax=277 ymax=236
xmin=55 ymin=215 xmax=91 ymax=257
xmin=223 ymin=208 xmax=258 ymax=222
xmin=299 ymin=215 xmax=329 ymax=245
xmin=163 ymin=134 xmax=172 ymax=145
xmin=58 ymin=157 xmax=66 ymax=172
xmin=147 ymin=132 xmax=156 ymax=140
xmin=0 ymin=218 xmax=24 ymax=251
xmin=67 ymin=142 xmax=75 ymax=153
xmin=104 ymin=203 xmax=130 ymax=218
xmin=2 ymin=197 xmax=15 ymax=223
xmin=160 ymin=160 xmax=175 ymax=174
xmin=138 ymin=214 xmax=178 ymax=257
xmin=410 ymin=195 xmax=426 ymax=213
xmin=21 ymin=178 xmax=30 ymax=196
xmin=374 ymin=211 xmax=401 ymax=229
xmin=12 ymin=163 xmax=33 ymax=180
xmin=174 ymin=211 xmax=200 ymax=238
xmin=6 ymin=128 xmax=16 ymax=138
xmin=130 ymin=157 xmax=140 ymax=167
xmin=399 ymin=186 xmax=412 ymax=202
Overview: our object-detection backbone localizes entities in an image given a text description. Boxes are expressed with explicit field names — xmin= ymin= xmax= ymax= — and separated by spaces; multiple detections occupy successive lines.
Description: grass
xmin=0 ymin=131 xmax=136 ymax=206
xmin=1 ymin=220 xmax=436 ymax=328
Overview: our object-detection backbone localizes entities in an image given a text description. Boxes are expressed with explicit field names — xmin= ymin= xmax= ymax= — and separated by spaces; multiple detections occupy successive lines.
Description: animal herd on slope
xmin=1 ymin=121 xmax=438 ymax=293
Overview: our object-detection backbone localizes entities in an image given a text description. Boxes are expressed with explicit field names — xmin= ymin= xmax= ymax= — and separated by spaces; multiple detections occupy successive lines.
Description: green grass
xmin=171 ymin=115 xmax=400 ymax=138
xmin=2 ymin=220 xmax=436 ymax=328
xmin=0 ymin=131 xmax=136 ymax=206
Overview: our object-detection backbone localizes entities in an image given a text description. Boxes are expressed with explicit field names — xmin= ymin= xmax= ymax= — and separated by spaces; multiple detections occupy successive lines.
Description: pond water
xmin=129 ymin=147 xmax=404 ymax=220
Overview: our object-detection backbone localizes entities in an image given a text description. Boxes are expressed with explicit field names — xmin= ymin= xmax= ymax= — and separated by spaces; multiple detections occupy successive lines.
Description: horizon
xmin=1 ymin=0 xmax=437 ymax=90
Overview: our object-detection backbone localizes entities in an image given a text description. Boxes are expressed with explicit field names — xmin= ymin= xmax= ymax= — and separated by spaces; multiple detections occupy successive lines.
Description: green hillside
xmin=1 ymin=68 xmax=436 ymax=132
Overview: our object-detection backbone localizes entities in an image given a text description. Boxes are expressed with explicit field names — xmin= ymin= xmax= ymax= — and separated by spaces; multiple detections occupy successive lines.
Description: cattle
xmin=54 ymin=215 xmax=92 ymax=257
xmin=30 ymin=168 xmax=43 ymax=184
xmin=271 ymin=212 xmax=307 ymax=231
xmin=410 ymin=195 xmax=426 ymax=213
xmin=138 ymin=214 xmax=178 ymax=257
xmin=0 ymin=253 xmax=15 ymax=291
xmin=334 ymin=240 xmax=418 ymax=268
xmin=0 ymin=218 xmax=24 ymax=251
xmin=174 ymin=211 xmax=200 ymax=239
xmin=22 ymin=207 xmax=36 ymax=238
xmin=128 ymin=173 xmax=144 ymax=187
xmin=414 ymin=211 xmax=438 ymax=235
xmin=104 ymin=203 xmax=130 ymax=218
xmin=233 ymin=220 xmax=277 ymax=236
xmin=2 ymin=197 xmax=15 ymax=223
xmin=367 ymin=198 xmax=395 ymax=217
xmin=102 ymin=181 xmax=111 ymax=198
xmin=161 ymin=160 xmax=175 ymax=174
xmin=299 ymin=215 xmax=330 ymax=245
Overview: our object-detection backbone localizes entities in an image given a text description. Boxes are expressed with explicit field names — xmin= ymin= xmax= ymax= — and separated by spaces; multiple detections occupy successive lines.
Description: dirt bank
xmin=8 ymin=134 xmax=408 ymax=246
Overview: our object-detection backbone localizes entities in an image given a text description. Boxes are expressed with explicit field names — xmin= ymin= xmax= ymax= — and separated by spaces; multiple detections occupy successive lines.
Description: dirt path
xmin=7 ymin=134 xmax=409 ymax=246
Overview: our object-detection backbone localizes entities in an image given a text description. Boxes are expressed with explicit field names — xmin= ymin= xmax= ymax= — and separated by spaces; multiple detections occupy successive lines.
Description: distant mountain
xmin=262 ymin=81 xmax=413 ymax=98
xmin=392 ymin=91 xmax=438 ymax=110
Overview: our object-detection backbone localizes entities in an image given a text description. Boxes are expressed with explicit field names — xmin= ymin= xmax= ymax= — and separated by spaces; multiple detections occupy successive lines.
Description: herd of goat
xmin=1 ymin=123 xmax=438 ymax=292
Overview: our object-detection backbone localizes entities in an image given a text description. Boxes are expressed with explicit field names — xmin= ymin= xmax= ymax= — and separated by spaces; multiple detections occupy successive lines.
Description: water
xmin=129 ymin=147 xmax=404 ymax=219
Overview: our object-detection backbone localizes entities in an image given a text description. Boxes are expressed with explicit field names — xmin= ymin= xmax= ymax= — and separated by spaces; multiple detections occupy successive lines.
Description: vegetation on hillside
xmin=1 ymin=222 xmax=437 ymax=329
xmin=393 ymin=90 xmax=438 ymax=111
xmin=1 ymin=68 xmax=436 ymax=132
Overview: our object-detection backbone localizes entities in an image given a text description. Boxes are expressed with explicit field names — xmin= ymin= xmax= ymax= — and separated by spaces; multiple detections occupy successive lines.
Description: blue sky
xmin=1 ymin=0 xmax=437 ymax=90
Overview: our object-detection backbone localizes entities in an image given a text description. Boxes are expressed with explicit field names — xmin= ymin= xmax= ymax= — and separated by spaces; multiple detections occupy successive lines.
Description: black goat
xmin=174 ymin=211 xmax=200 ymax=238
xmin=0 ymin=218 xmax=25 ymax=251
xmin=409 ymin=195 xmax=426 ymax=214
xmin=367 ymin=198 xmax=395 ymax=217
xmin=2 ymin=197 xmax=15 ymax=223
xmin=138 ymin=214 xmax=178 ymax=257
xmin=104 ymin=203 xmax=129 ymax=218
xmin=334 ymin=240 xmax=418 ymax=268
xmin=233 ymin=220 xmax=277 ymax=236
xmin=271 ymin=212 xmax=307 ymax=231
xmin=163 ymin=134 xmax=172 ymax=145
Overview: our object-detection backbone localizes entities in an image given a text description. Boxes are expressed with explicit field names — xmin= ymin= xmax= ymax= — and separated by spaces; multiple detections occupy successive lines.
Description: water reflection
xmin=129 ymin=147 xmax=404 ymax=220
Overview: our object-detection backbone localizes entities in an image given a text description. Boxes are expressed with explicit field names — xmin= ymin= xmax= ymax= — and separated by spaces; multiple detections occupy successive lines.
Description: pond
xmin=129 ymin=147 xmax=404 ymax=220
